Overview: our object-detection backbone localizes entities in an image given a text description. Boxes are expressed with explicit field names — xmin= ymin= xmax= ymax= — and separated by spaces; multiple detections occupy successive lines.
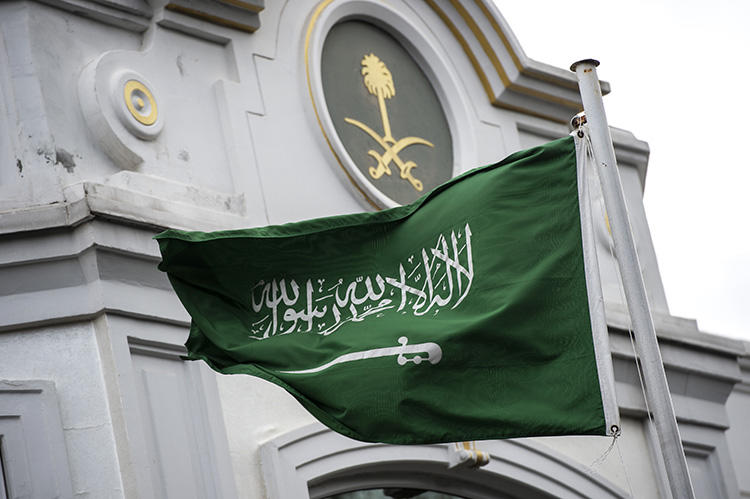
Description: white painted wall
xmin=0 ymin=323 xmax=124 ymax=497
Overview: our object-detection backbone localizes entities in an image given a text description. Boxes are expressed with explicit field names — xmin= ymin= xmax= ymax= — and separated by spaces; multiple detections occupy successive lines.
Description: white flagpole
xmin=570 ymin=59 xmax=695 ymax=499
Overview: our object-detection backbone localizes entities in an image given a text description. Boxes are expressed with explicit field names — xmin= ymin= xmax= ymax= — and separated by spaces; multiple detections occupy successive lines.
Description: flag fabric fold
xmin=155 ymin=134 xmax=618 ymax=444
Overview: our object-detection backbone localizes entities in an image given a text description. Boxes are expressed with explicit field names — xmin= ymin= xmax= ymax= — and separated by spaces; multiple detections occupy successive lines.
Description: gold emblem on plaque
xmin=345 ymin=54 xmax=434 ymax=192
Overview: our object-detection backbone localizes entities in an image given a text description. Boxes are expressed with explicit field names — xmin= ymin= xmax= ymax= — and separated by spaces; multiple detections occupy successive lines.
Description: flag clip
xmin=447 ymin=441 xmax=490 ymax=470
xmin=571 ymin=111 xmax=587 ymax=137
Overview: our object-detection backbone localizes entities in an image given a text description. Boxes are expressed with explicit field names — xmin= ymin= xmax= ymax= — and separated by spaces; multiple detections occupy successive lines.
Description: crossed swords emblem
xmin=344 ymin=54 xmax=434 ymax=192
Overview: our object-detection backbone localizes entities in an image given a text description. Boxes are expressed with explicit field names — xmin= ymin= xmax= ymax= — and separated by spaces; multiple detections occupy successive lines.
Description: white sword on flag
xmin=279 ymin=336 xmax=442 ymax=375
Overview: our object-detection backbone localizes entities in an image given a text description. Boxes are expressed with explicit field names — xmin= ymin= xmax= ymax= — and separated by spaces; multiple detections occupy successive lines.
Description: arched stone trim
xmin=419 ymin=0 xmax=611 ymax=124
xmin=260 ymin=423 xmax=628 ymax=499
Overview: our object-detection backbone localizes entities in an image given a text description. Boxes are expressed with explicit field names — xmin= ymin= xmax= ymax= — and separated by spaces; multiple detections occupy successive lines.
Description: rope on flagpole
xmin=581 ymin=112 xmax=662 ymax=494
xmin=580 ymin=117 xmax=652 ymax=494
xmin=615 ymin=432 xmax=636 ymax=498
xmin=571 ymin=59 xmax=695 ymax=499
xmin=575 ymin=119 xmax=636 ymax=496
xmin=590 ymin=424 xmax=621 ymax=468
xmin=583 ymin=127 xmax=658 ymax=432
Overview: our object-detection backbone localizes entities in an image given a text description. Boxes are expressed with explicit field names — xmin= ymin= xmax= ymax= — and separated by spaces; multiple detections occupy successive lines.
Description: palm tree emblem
xmin=361 ymin=54 xmax=396 ymax=143
xmin=345 ymin=54 xmax=434 ymax=192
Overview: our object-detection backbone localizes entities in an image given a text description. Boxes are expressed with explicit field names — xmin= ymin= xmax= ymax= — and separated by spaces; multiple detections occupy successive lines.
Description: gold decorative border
xmin=472 ymin=0 xmax=580 ymax=91
xmin=124 ymin=80 xmax=158 ymax=126
xmin=165 ymin=3 xmax=259 ymax=33
xmin=304 ymin=0 xmax=380 ymax=210
xmin=451 ymin=0 xmax=580 ymax=108
xmin=425 ymin=0 xmax=583 ymax=124
xmin=218 ymin=0 xmax=263 ymax=13
xmin=424 ymin=0 xmax=494 ymax=101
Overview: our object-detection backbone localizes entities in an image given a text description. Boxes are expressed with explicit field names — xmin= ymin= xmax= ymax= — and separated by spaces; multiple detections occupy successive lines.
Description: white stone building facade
xmin=0 ymin=1 xmax=748 ymax=497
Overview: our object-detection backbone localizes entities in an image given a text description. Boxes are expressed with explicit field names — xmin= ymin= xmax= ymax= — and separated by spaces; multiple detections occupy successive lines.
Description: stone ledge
xmin=0 ymin=172 xmax=249 ymax=236
xmin=605 ymin=301 xmax=745 ymax=357
xmin=34 ymin=0 xmax=151 ymax=31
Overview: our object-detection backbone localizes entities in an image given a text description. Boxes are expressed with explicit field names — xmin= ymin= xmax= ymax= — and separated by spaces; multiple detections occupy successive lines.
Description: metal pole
xmin=570 ymin=59 xmax=695 ymax=499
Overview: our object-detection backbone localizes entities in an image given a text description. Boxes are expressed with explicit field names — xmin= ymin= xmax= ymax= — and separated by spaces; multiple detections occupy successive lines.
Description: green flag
xmin=155 ymin=135 xmax=618 ymax=444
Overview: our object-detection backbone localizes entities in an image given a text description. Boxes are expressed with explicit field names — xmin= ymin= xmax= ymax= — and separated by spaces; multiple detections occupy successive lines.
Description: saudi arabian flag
xmin=155 ymin=134 xmax=619 ymax=444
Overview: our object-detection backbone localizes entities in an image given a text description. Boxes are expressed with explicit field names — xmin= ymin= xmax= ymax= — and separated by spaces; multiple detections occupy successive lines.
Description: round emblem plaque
xmin=321 ymin=20 xmax=453 ymax=206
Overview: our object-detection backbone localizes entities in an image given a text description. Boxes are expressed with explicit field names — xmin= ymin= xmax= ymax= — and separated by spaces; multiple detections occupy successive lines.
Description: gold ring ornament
xmin=124 ymin=80 xmax=158 ymax=126
xmin=112 ymin=71 xmax=164 ymax=141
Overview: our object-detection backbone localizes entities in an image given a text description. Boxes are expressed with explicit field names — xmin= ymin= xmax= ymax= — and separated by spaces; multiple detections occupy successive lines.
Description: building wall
xmin=0 ymin=0 xmax=747 ymax=498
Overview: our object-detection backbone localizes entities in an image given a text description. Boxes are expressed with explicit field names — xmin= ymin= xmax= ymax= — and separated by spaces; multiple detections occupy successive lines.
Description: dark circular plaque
xmin=321 ymin=20 xmax=453 ymax=206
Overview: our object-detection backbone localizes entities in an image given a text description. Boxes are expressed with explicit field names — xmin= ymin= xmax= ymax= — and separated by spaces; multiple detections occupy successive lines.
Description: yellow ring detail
xmin=124 ymin=80 xmax=158 ymax=126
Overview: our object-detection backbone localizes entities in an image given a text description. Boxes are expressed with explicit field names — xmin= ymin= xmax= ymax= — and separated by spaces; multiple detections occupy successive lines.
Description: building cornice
xmin=423 ymin=0 xmax=610 ymax=125
xmin=22 ymin=0 xmax=264 ymax=34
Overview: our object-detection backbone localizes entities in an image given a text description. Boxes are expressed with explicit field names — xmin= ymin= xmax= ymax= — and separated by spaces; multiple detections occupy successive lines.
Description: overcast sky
xmin=493 ymin=0 xmax=750 ymax=342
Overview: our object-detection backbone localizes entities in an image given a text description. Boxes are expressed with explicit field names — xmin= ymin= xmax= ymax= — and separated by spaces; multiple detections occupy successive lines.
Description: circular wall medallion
xmin=321 ymin=21 xmax=453 ymax=206
xmin=111 ymin=71 xmax=164 ymax=141
xmin=305 ymin=0 xmax=476 ymax=210
xmin=123 ymin=80 xmax=158 ymax=126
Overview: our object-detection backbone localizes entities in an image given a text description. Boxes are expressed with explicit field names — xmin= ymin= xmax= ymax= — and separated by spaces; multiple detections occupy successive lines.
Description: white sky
xmin=493 ymin=0 xmax=750 ymax=342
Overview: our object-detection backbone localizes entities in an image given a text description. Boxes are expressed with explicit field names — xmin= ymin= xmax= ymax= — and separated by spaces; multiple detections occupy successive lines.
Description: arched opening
xmin=260 ymin=423 xmax=627 ymax=499
xmin=309 ymin=459 xmax=555 ymax=498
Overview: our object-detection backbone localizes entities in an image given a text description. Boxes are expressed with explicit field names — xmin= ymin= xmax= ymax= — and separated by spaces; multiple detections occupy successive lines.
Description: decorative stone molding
xmin=34 ymin=0 xmax=152 ymax=31
xmin=79 ymin=57 xmax=165 ymax=170
xmin=32 ymin=0 xmax=265 ymax=34
xmin=161 ymin=0 xmax=264 ymax=38
xmin=0 ymin=380 xmax=74 ymax=498
xmin=422 ymin=0 xmax=607 ymax=124
xmin=260 ymin=422 xmax=628 ymax=499
xmin=114 ymin=72 xmax=164 ymax=140
xmin=75 ymin=171 xmax=247 ymax=229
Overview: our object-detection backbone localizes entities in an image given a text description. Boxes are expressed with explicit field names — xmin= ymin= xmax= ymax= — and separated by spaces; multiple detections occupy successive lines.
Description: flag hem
xmin=575 ymin=130 xmax=621 ymax=436
xmin=186 ymin=343 xmax=609 ymax=445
